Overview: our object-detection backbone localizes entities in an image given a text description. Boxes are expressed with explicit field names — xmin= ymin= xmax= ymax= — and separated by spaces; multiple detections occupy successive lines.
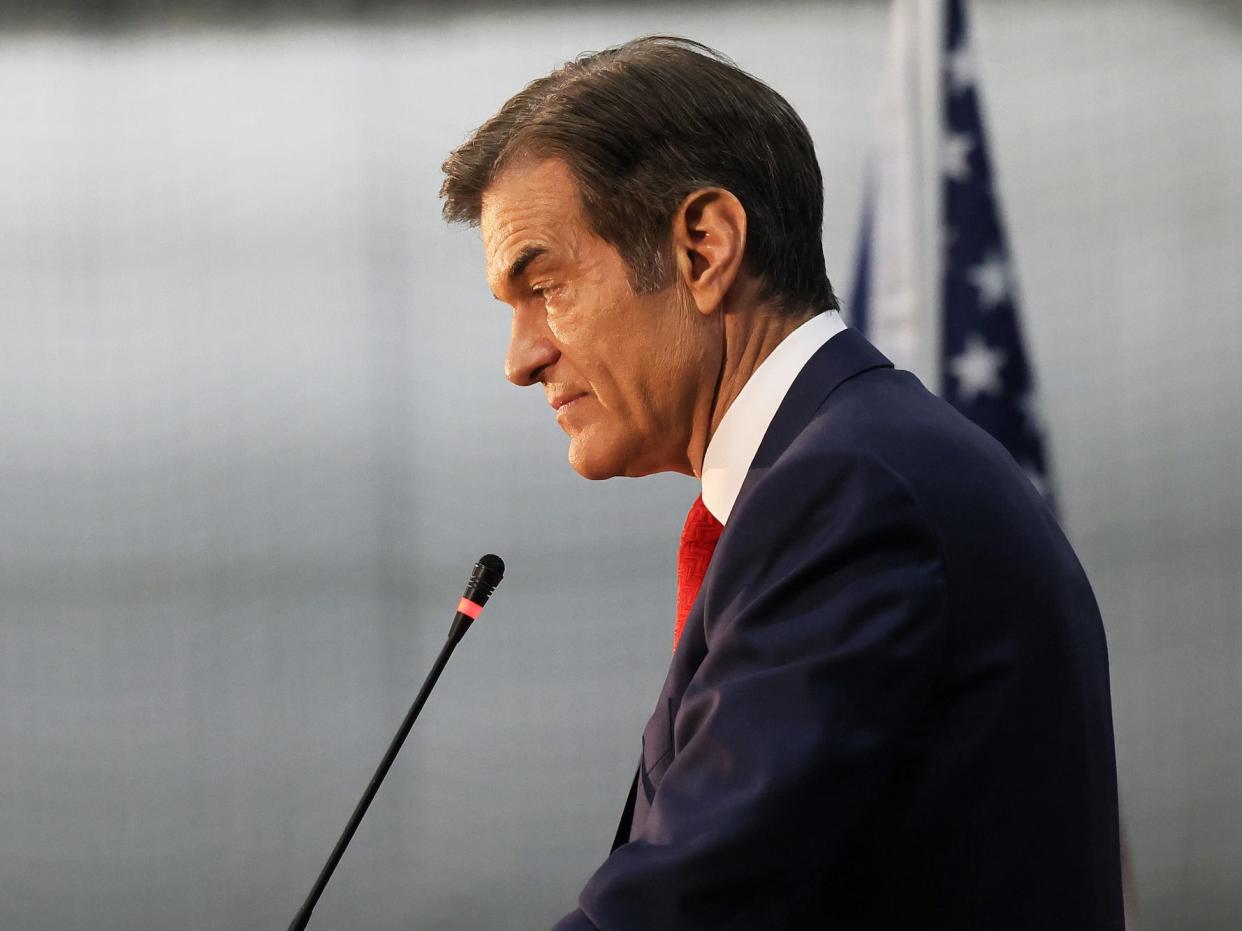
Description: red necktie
xmin=675 ymin=494 xmax=724 ymax=651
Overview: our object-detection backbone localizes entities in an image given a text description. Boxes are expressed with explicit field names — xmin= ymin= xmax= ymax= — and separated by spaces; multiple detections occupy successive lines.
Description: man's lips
xmin=549 ymin=391 xmax=588 ymax=413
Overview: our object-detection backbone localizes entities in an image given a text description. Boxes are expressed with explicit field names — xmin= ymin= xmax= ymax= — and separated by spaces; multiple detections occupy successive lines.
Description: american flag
xmin=852 ymin=0 xmax=1055 ymax=509
xmin=940 ymin=0 xmax=1054 ymax=506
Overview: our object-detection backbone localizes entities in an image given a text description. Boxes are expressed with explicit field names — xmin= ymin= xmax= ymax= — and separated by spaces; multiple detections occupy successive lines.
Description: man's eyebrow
xmin=491 ymin=245 xmax=550 ymax=301
xmin=507 ymin=245 xmax=549 ymax=282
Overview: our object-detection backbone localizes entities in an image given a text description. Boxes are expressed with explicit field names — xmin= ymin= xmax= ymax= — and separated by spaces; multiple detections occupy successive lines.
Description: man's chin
xmin=566 ymin=433 xmax=674 ymax=480
xmin=567 ymin=439 xmax=624 ymax=481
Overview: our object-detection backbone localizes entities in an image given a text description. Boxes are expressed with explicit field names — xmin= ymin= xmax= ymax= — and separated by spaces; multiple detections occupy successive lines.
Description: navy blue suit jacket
xmin=554 ymin=328 xmax=1123 ymax=929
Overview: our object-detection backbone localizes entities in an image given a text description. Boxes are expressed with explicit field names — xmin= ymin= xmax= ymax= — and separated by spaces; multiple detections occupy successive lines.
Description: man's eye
xmin=532 ymin=285 xmax=558 ymax=302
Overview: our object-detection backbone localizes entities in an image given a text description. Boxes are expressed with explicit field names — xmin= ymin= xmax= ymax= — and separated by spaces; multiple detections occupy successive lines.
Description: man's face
xmin=481 ymin=158 xmax=711 ymax=480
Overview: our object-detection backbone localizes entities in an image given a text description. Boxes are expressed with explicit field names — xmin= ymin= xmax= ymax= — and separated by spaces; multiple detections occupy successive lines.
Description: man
xmin=440 ymin=37 xmax=1123 ymax=930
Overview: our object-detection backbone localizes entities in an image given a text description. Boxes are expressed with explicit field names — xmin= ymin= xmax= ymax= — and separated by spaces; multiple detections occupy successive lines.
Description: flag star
xmin=946 ymin=43 xmax=975 ymax=93
xmin=948 ymin=336 xmax=1007 ymax=402
xmin=967 ymin=251 xmax=1011 ymax=309
xmin=942 ymin=132 xmax=974 ymax=181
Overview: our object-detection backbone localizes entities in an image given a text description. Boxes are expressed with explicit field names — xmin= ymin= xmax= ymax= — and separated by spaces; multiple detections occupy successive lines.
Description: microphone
xmin=287 ymin=554 xmax=506 ymax=931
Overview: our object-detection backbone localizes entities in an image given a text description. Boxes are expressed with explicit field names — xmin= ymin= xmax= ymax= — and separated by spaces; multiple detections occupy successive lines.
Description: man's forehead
xmin=481 ymin=158 xmax=582 ymax=286
xmin=485 ymin=158 xmax=585 ymax=227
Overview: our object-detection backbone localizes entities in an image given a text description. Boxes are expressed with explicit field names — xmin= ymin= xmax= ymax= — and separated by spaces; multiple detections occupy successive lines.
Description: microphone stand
xmin=286 ymin=555 xmax=504 ymax=931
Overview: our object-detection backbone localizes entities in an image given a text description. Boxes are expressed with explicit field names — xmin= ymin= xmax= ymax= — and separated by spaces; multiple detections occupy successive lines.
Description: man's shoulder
xmin=719 ymin=367 xmax=941 ymax=560
xmin=730 ymin=361 xmax=1050 ymax=549
xmin=806 ymin=363 xmax=1005 ymax=475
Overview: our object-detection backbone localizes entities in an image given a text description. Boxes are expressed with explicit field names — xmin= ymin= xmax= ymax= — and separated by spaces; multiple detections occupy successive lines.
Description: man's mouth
xmin=549 ymin=392 xmax=589 ymax=413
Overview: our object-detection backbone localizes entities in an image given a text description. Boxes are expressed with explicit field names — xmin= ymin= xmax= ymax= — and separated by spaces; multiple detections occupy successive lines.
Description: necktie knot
xmin=675 ymin=495 xmax=724 ymax=651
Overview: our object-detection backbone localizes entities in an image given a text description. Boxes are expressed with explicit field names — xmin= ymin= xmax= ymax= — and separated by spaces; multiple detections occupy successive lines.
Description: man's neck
xmin=688 ymin=294 xmax=818 ymax=478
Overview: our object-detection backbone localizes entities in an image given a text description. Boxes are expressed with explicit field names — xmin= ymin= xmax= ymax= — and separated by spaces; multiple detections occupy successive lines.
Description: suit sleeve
xmin=553 ymin=450 xmax=949 ymax=930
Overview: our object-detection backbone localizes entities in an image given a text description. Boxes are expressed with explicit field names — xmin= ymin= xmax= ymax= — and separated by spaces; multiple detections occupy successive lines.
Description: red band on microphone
xmin=456 ymin=597 xmax=484 ymax=620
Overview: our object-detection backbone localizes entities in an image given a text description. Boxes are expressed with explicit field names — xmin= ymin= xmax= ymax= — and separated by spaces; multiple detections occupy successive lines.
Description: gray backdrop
xmin=2 ymin=1 xmax=1240 ymax=928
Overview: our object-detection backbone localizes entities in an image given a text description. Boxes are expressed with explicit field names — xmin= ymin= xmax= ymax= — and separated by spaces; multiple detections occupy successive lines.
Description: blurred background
xmin=2 ymin=0 xmax=1239 ymax=928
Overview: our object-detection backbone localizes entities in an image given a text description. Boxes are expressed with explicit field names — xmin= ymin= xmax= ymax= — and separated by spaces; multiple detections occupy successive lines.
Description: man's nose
xmin=504 ymin=309 xmax=560 ymax=386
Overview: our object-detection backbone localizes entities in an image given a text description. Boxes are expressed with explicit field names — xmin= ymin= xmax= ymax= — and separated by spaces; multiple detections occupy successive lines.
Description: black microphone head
xmin=463 ymin=554 xmax=505 ymax=606
xmin=477 ymin=553 xmax=505 ymax=581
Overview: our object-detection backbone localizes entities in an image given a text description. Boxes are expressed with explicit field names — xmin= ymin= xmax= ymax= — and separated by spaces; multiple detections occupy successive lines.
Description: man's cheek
xmin=546 ymin=293 xmax=590 ymax=345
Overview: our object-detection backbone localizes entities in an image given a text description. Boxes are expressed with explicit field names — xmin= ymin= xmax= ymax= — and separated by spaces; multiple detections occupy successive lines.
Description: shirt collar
xmin=700 ymin=311 xmax=848 ymax=524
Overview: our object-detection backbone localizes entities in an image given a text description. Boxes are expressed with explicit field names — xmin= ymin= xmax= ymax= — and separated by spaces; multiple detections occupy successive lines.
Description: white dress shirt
xmin=700 ymin=310 xmax=848 ymax=524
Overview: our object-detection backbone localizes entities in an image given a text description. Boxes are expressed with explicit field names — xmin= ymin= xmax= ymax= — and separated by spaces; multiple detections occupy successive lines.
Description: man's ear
xmin=671 ymin=188 xmax=747 ymax=316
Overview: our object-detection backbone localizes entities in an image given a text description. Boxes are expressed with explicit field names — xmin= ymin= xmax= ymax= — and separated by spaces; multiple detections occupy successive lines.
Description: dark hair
xmin=440 ymin=36 xmax=838 ymax=314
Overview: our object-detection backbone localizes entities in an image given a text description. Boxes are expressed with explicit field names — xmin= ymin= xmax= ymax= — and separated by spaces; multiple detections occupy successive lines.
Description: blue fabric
xmin=553 ymin=328 xmax=1123 ymax=930
xmin=939 ymin=0 xmax=1056 ymax=506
